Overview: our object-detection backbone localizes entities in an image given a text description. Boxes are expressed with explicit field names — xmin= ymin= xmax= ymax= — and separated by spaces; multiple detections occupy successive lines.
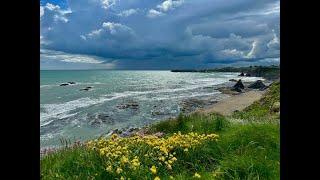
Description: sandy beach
xmin=199 ymin=90 xmax=266 ymax=116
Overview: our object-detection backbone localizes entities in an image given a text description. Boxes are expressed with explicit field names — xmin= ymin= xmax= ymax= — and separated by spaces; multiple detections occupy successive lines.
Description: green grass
xmin=232 ymin=81 xmax=280 ymax=122
xmin=41 ymin=82 xmax=280 ymax=180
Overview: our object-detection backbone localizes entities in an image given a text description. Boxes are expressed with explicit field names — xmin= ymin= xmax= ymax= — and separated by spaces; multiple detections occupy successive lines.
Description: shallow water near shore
xmin=40 ymin=70 xmax=263 ymax=148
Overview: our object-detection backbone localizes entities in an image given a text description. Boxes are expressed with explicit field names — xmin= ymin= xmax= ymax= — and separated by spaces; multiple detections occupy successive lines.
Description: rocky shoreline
xmin=40 ymin=76 xmax=274 ymax=156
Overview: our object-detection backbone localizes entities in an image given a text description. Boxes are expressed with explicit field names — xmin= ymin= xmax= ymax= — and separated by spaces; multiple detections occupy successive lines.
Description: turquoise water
xmin=40 ymin=70 xmax=262 ymax=148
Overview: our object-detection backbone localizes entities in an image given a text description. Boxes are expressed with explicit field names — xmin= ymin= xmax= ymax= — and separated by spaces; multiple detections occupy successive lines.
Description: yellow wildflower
xmin=194 ymin=173 xmax=201 ymax=178
xmin=120 ymin=176 xmax=125 ymax=180
xmin=120 ymin=156 xmax=129 ymax=164
xmin=116 ymin=167 xmax=123 ymax=174
xmin=154 ymin=177 xmax=160 ymax=180
xmin=106 ymin=165 xmax=112 ymax=172
xmin=150 ymin=165 xmax=157 ymax=174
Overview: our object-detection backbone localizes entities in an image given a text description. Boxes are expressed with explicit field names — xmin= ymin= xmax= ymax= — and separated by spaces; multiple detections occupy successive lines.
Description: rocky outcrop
xmin=245 ymin=73 xmax=251 ymax=77
xmin=110 ymin=127 xmax=142 ymax=137
xmin=229 ymin=79 xmax=238 ymax=82
xmin=116 ymin=101 xmax=139 ymax=110
xmin=232 ymin=79 xmax=244 ymax=92
xmin=60 ymin=82 xmax=76 ymax=86
xmin=248 ymin=80 xmax=266 ymax=90
xmin=238 ymin=72 xmax=245 ymax=76
xmin=88 ymin=114 xmax=114 ymax=126
xmin=80 ymin=86 xmax=93 ymax=91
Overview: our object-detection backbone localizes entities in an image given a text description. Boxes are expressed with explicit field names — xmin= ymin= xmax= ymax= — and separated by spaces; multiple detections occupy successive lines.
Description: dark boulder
xmin=245 ymin=73 xmax=251 ymax=77
xmin=248 ymin=80 xmax=266 ymax=90
xmin=232 ymin=87 xmax=243 ymax=92
xmin=233 ymin=79 xmax=244 ymax=89
xmin=60 ymin=83 xmax=69 ymax=86
xmin=231 ymin=79 xmax=244 ymax=92
xmin=68 ymin=82 xmax=76 ymax=84
xmin=238 ymin=72 xmax=245 ymax=76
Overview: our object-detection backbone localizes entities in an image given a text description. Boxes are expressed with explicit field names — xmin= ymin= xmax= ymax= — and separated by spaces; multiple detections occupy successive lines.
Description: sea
xmin=40 ymin=70 xmax=263 ymax=148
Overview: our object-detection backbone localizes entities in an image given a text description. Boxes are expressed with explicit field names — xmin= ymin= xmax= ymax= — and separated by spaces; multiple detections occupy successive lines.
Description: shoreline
xmin=197 ymin=90 xmax=266 ymax=116
xmin=40 ymin=78 xmax=271 ymax=156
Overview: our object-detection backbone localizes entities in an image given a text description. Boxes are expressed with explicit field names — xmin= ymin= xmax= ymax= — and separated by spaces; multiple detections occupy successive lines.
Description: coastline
xmin=40 ymin=77 xmax=272 ymax=156
xmin=41 ymin=79 xmax=280 ymax=179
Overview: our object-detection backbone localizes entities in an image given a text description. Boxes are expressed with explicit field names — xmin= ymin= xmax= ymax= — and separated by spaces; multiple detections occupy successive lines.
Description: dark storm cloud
xmin=40 ymin=0 xmax=280 ymax=69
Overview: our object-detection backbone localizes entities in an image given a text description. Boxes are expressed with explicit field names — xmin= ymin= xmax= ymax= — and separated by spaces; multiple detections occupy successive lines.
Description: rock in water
xmin=60 ymin=83 xmax=69 ymax=86
xmin=248 ymin=80 xmax=266 ymax=90
xmin=68 ymin=82 xmax=76 ymax=84
xmin=80 ymin=88 xmax=90 ymax=91
xmin=245 ymin=73 xmax=251 ymax=77
xmin=238 ymin=72 xmax=245 ymax=76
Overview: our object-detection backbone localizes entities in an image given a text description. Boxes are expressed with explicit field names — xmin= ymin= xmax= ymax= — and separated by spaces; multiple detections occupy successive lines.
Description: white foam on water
xmin=40 ymin=85 xmax=55 ymax=88
xmin=39 ymin=75 xmax=249 ymax=127
xmin=40 ymin=93 xmax=130 ymax=126
xmin=240 ymin=77 xmax=265 ymax=82
xmin=139 ymin=92 xmax=220 ymax=101
xmin=40 ymin=97 xmax=102 ymax=126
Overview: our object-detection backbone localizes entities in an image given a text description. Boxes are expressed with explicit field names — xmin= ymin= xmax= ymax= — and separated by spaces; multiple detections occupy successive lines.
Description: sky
xmin=40 ymin=0 xmax=280 ymax=70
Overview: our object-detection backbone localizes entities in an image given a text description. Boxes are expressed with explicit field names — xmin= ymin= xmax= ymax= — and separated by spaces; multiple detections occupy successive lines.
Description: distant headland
xmin=171 ymin=65 xmax=280 ymax=80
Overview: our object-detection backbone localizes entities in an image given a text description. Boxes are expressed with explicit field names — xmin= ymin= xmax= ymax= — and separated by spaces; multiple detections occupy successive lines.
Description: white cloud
xmin=262 ymin=1 xmax=280 ymax=15
xmin=87 ymin=29 xmax=103 ymax=38
xmin=41 ymin=3 xmax=70 ymax=23
xmin=101 ymin=0 xmax=117 ymax=9
xmin=40 ymin=35 xmax=50 ymax=45
xmin=83 ymin=22 xmax=134 ymax=39
xmin=245 ymin=40 xmax=258 ymax=58
xmin=267 ymin=30 xmax=280 ymax=48
xmin=147 ymin=9 xmax=164 ymax=18
xmin=117 ymin=9 xmax=139 ymax=17
xmin=40 ymin=6 xmax=44 ymax=18
xmin=45 ymin=3 xmax=60 ymax=11
xmin=80 ymin=35 xmax=87 ymax=40
xmin=221 ymin=49 xmax=245 ymax=57
xmin=102 ymin=22 xmax=133 ymax=34
xmin=157 ymin=0 xmax=184 ymax=12
xmin=53 ymin=14 xmax=68 ymax=23
xmin=40 ymin=49 xmax=105 ymax=64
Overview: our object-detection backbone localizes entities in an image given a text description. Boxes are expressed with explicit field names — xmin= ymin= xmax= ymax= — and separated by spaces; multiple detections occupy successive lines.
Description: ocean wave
xmin=139 ymin=92 xmax=220 ymax=101
xmin=40 ymin=77 xmax=233 ymax=126
xmin=40 ymin=85 xmax=55 ymax=88
xmin=40 ymin=94 xmax=129 ymax=126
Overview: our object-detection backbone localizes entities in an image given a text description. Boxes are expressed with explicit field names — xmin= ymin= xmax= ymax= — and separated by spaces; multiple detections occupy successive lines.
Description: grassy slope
xmin=41 ymin=82 xmax=280 ymax=180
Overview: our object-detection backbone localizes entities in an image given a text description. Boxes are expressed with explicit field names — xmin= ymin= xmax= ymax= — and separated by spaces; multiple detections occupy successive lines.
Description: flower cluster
xmin=86 ymin=132 xmax=218 ymax=179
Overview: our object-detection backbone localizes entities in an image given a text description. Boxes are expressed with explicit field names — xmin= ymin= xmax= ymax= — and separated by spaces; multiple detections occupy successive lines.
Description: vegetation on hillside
xmin=171 ymin=65 xmax=280 ymax=80
xmin=41 ymin=82 xmax=280 ymax=180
